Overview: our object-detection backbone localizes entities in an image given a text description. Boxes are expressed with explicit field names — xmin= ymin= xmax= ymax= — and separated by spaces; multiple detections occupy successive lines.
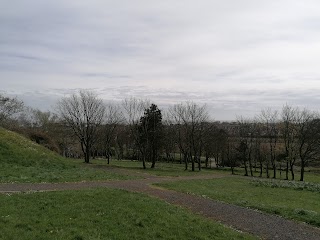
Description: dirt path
xmin=1 ymin=172 xmax=320 ymax=240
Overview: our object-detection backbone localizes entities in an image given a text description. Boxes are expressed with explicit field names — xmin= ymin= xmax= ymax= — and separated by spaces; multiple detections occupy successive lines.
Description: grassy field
xmin=0 ymin=188 xmax=256 ymax=240
xmin=91 ymin=158 xmax=320 ymax=183
xmin=157 ymin=176 xmax=320 ymax=227
xmin=3 ymin=127 xmax=320 ymax=239
xmin=228 ymin=167 xmax=320 ymax=183
xmin=92 ymin=158 xmax=227 ymax=177
xmin=0 ymin=128 xmax=132 ymax=183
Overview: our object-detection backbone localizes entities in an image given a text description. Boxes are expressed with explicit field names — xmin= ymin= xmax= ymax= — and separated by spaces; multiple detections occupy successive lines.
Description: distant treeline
xmin=1 ymin=90 xmax=320 ymax=181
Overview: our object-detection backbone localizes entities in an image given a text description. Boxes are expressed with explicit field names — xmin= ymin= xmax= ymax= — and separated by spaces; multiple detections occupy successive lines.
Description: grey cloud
xmin=1 ymin=0 xmax=320 ymax=120
xmin=7 ymin=84 xmax=320 ymax=121
xmin=81 ymin=73 xmax=131 ymax=79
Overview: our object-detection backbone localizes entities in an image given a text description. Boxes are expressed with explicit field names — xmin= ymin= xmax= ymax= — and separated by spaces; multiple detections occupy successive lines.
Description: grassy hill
xmin=0 ymin=128 xmax=65 ymax=167
xmin=0 ymin=128 xmax=129 ymax=183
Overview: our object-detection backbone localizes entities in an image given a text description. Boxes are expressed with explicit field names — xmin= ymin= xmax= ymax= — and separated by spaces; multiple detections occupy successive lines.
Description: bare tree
xmin=168 ymin=104 xmax=190 ymax=170
xmin=114 ymin=124 xmax=127 ymax=160
xmin=236 ymin=116 xmax=255 ymax=176
xmin=209 ymin=125 xmax=228 ymax=168
xmin=259 ymin=108 xmax=280 ymax=178
xmin=57 ymin=90 xmax=105 ymax=163
xmin=252 ymin=121 xmax=265 ymax=177
xmin=17 ymin=107 xmax=77 ymax=158
xmin=103 ymin=104 xmax=124 ymax=164
xmin=162 ymin=116 xmax=177 ymax=163
xmin=281 ymin=104 xmax=299 ymax=180
xmin=122 ymin=97 xmax=150 ymax=168
xmin=169 ymin=102 xmax=208 ymax=171
xmin=225 ymin=137 xmax=238 ymax=175
xmin=295 ymin=109 xmax=320 ymax=181
xmin=18 ymin=107 xmax=59 ymax=132
xmin=0 ymin=93 xmax=24 ymax=124
xmin=202 ymin=123 xmax=217 ymax=168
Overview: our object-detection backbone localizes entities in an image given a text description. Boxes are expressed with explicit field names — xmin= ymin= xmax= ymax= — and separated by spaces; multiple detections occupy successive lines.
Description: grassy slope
xmin=0 ymin=188 xmax=256 ymax=240
xmin=0 ymin=128 xmax=131 ymax=183
xmin=157 ymin=177 xmax=320 ymax=227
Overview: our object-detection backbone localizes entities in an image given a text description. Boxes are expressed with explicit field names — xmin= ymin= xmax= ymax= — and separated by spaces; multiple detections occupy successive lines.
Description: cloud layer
xmin=1 ymin=0 xmax=320 ymax=120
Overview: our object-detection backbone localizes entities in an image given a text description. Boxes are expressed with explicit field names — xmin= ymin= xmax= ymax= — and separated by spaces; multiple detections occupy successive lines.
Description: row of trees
xmin=56 ymin=91 xmax=320 ymax=181
xmin=1 ymin=91 xmax=320 ymax=181
xmin=57 ymin=92 xmax=213 ymax=171
xmin=233 ymin=106 xmax=320 ymax=181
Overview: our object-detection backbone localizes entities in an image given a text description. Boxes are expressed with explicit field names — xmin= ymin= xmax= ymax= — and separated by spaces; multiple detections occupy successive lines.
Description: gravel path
xmin=1 ymin=172 xmax=320 ymax=240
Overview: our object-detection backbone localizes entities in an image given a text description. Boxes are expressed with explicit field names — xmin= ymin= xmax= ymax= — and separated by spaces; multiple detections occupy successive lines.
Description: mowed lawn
xmin=157 ymin=176 xmax=320 ymax=227
xmin=1 ymin=127 xmax=319 ymax=239
xmin=95 ymin=159 xmax=226 ymax=177
xmin=0 ymin=188 xmax=256 ymax=240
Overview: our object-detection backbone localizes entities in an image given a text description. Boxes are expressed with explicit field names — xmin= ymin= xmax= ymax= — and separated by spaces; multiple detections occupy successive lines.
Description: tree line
xmin=1 ymin=90 xmax=320 ymax=181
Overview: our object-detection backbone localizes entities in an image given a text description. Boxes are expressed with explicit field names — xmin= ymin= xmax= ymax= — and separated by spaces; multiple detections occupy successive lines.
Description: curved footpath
xmin=1 ymin=173 xmax=320 ymax=240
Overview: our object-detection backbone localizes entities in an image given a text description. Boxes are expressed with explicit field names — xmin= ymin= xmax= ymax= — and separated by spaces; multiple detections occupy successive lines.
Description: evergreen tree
xmin=139 ymin=104 xmax=163 ymax=168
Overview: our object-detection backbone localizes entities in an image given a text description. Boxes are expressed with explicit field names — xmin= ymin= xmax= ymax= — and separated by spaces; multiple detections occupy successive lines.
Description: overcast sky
xmin=1 ymin=0 xmax=320 ymax=120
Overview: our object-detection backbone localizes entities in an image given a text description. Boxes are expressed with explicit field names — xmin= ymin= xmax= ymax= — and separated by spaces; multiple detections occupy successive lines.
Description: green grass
xmin=0 ymin=128 xmax=132 ymax=183
xmin=94 ymin=158 xmax=320 ymax=182
xmin=92 ymin=158 xmax=227 ymax=177
xmin=250 ymin=178 xmax=320 ymax=193
xmin=0 ymin=188 xmax=256 ymax=240
xmin=157 ymin=176 xmax=320 ymax=227
xmin=303 ymin=169 xmax=320 ymax=183
xmin=216 ymin=166 xmax=320 ymax=183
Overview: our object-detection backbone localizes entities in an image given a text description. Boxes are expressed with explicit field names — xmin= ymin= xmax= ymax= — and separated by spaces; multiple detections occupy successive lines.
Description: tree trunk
xmin=249 ymin=157 xmax=253 ymax=176
xmin=285 ymin=158 xmax=289 ymax=180
xmin=205 ymin=155 xmax=209 ymax=168
xmin=80 ymin=141 xmax=89 ymax=163
xmin=273 ymin=163 xmax=277 ymax=179
xmin=142 ymin=155 xmax=146 ymax=169
xmin=184 ymin=154 xmax=188 ymax=170
xmin=254 ymin=157 xmax=257 ymax=172
xmin=244 ymin=162 xmax=248 ymax=176
xmin=243 ymin=154 xmax=248 ymax=176
xmin=290 ymin=163 xmax=295 ymax=180
xmin=191 ymin=152 xmax=195 ymax=171
xmin=300 ymin=161 xmax=305 ymax=181
xmin=279 ymin=162 xmax=282 ymax=179
xmin=85 ymin=150 xmax=90 ymax=163
xmin=215 ymin=155 xmax=219 ymax=168
xmin=198 ymin=156 xmax=201 ymax=171
xmin=151 ymin=150 xmax=156 ymax=168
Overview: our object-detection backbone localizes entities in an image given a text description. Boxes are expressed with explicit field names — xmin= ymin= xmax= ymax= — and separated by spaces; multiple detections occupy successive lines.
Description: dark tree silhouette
xmin=139 ymin=104 xmax=163 ymax=169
